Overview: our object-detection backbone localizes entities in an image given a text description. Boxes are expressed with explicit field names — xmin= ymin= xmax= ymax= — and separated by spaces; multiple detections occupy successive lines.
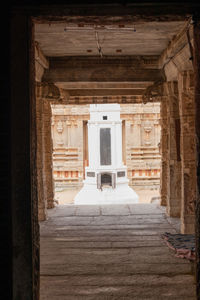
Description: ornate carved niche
xmin=143 ymin=121 xmax=153 ymax=146
xmin=57 ymin=120 xmax=63 ymax=133
xmin=56 ymin=120 xmax=64 ymax=146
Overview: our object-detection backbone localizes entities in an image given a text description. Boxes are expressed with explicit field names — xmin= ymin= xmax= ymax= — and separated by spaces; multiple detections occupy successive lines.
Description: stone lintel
xmin=43 ymin=56 xmax=163 ymax=83
xmin=63 ymin=95 xmax=146 ymax=105
xmin=55 ymin=81 xmax=154 ymax=90
xmin=60 ymin=89 xmax=146 ymax=97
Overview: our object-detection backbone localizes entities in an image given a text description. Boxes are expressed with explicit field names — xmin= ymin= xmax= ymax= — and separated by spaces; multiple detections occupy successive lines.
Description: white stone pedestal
xmin=74 ymin=104 xmax=139 ymax=205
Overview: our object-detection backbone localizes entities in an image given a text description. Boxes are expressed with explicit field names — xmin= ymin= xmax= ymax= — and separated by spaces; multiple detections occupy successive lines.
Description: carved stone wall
xmin=122 ymin=103 xmax=161 ymax=190
xmin=51 ymin=105 xmax=89 ymax=190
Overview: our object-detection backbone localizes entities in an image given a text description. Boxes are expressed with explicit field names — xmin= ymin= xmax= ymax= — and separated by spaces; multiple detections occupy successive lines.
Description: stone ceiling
xmin=35 ymin=19 xmax=189 ymax=103
xmin=35 ymin=21 xmax=185 ymax=57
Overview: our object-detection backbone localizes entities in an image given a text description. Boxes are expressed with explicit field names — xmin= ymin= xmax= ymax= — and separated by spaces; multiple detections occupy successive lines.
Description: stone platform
xmin=74 ymin=185 xmax=139 ymax=205
xmin=40 ymin=204 xmax=195 ymax=300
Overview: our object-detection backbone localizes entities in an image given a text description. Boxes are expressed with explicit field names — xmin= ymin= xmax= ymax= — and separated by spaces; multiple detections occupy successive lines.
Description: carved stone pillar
xmin=166 ymin=81 xmax=182 ymax=217
xmin=43 ymin=98 xmax=54 ymax=209
xmin=160 ymin=93 xmax=169 ymax=206
xmin=36 ymin=88 xmax=47 ymax=221
xmin=178 ymin=71 xmax=196 ymax=233
xmin=193 ymin=18 xmax=200 ymax=298
xmin=36 ymin=83 xmax=60 ymax=219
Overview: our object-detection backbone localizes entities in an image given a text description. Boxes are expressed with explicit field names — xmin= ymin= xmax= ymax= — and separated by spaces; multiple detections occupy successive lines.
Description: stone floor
xmin=40 ymin=204 xmax=196 ymax=300
xmin=55 ymin=188 xmax=160 ymax=204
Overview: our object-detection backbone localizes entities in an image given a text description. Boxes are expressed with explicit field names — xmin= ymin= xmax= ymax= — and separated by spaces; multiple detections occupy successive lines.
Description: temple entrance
xmin=33 ymin=14 xmax=197 ymax=298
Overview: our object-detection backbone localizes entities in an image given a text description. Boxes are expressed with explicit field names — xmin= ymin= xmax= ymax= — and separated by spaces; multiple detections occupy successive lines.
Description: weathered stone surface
xmin=47 ymin=203 xmax=164 ymax=217
xmin=40 ymin=239 xmax=166 ymax=248
xmin=40 ymin=204 xmax=195 ymax=299
xmin=75 ymin=205 xmax=101 ymax=216
xmin=41 ymin=261 xmax=192 ymax=276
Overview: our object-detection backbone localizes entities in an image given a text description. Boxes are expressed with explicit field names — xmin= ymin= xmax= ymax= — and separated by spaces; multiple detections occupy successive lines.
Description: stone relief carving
xmin=143 ymin=121 xmax=152 ymax=145
xmin=56 ymin=121 xmax=64 ymax=145
xmin=57 ymin=120 xmax=63 ymax=133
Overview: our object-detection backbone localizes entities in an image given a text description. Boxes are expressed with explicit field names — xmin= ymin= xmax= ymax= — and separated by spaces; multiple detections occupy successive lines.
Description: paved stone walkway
xmin=40 ymin=204 xmax=196 ymax=300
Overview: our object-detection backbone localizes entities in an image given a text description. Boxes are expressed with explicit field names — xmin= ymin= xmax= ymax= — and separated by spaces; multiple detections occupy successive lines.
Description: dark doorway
xmin=101 ymin=173 xmax=112 ymax=187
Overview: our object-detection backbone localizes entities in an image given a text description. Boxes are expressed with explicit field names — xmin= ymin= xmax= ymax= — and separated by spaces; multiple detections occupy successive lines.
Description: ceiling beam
xmin=55 ymin=82 xmax=154 ymax=89
xmin=59 ymin=95 xmax=147 ymax=105
xmin=43 ymin=56 xmax=163 ymax=83
xmin=60 ymin=88 xmax=146 ymax=96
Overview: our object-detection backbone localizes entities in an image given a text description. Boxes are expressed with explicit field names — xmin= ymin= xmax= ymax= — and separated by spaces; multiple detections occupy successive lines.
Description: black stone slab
xmin=100 ymin=128 xmax=111 ymax=165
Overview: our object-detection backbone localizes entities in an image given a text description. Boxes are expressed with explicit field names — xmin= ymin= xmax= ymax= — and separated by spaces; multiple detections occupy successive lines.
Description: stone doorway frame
xmin=9 ymin=3 xmax=200 ymax=300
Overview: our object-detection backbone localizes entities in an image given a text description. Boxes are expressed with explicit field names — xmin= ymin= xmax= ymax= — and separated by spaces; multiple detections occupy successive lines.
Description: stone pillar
xmin=160 ymin=93 xmax=169 ymax=206
xmin=11 ymin=14 xmax=39 ymax=299
xmin=178 ymin=71 xmax=196 ymax=233
xmin=43 ymin=98 xmax=54 ymax=209
xmin=193 ymin=17 xmax=200 ymax=299
xmin=36 ymin=89 xmax=47 ymax=221
xmin=77 ymin=119 xmax=84 ymax=185
xmin=36 ymin=83 xmax=60 ymax=219
xmin=166 ymin=81 xmax=182 ymax=217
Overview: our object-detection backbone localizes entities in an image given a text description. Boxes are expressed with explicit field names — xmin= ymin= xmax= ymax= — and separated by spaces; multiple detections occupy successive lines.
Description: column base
xmin=181 ymin=215 xmax=195 ymax=234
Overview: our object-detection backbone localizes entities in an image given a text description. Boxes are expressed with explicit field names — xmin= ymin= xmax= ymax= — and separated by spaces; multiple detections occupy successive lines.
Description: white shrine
xmin=74 ymin=104 xmax=139 ymax=204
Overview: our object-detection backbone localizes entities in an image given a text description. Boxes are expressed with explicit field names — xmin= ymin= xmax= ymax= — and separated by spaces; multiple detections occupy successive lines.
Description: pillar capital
xmin=36 ymin=82 xmax=61 ymax=100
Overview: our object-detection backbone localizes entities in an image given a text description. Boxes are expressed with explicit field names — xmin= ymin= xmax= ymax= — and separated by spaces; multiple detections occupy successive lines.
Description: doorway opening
xmin=51 ymin=103 xmax=161 ymax=205
xmin=30 ymin=9 xmax=198 ymax=300
xmin=100 ymin=173 xmax=112 ymax=187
